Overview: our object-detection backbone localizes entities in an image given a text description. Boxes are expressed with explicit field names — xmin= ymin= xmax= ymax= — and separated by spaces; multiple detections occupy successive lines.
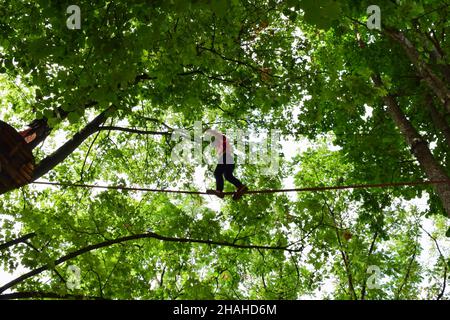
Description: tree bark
xmin=372 ymin=75 xmax=450 ymax=216
xmin=384 ymin=28 xmax=450 ymax=113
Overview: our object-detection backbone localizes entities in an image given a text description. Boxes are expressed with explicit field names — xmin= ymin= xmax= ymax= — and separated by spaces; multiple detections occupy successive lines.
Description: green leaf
xmin=67 ymin=111 xmax=81 ymax=124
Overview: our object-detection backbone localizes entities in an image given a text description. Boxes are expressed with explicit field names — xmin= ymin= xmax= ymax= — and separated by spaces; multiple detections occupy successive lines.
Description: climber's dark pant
xmin=214 ymin=164 xmax=243 ymax=191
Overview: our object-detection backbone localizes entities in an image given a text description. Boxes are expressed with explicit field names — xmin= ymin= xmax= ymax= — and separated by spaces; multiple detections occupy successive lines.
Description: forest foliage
xmin=0 ymin=0 xmax=449 ymax=299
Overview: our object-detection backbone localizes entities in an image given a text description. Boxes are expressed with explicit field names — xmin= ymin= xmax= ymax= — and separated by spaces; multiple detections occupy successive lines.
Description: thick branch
xmin=32 ymin=111 xmax=109 ymax=181
xmin=0 ymin=233 xmax=36 ymax=251
xmin=0 ymin=231 xmax=300 ymax=294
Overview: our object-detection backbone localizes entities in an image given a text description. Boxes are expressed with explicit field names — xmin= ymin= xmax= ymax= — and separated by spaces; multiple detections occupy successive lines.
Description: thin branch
xmin=97 ymin=126 xmax=171 ymax=136
xmin=420 ymin=226 xmax=448 ymax=300
xmin=312 ymin=167 xmax=357 ymax=300
xmin=197 ymin=46 xmax=280 ymax=78
xmin=321 ymin=195 xmax=357 ymax=300
xmin=79 ymin=128 xmax=102 ymax=182
xmin=53 ymin=268 xmax=66 ymax=285
xmin=90 ymin=267 xmax=104 ymax=298
xmin=412 ymin=3 xmax=450 ymax=21
xmin=344 ymin=15 xmax=371 ymax=30
xmin=102 ymin=249 xmax=123 ymax=292
xmin=138 ymin=116 xmax=174 ymax=131
xmin=23 ymin=241 xmax=40 ymax=252
xmin=159 ymin=266 xmax=166 ymax=288
xmin=396 ymin=244 xmax=418 ymax=299
xmin=361 ymin=230 xmax=379 ymax=300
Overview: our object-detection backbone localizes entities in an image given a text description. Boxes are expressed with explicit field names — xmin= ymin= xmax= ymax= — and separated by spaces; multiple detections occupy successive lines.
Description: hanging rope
xmin=32 ymin=179 xmax=450 ymax=195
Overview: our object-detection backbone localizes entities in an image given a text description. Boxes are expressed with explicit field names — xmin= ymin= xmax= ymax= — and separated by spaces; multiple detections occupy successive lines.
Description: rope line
xmin=32 ymin=179 xmax=450 ymax=195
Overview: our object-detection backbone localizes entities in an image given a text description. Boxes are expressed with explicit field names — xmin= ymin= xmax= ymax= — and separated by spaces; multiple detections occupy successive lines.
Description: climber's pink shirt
xmin=205 ymin=129 xmax=234 ymax=157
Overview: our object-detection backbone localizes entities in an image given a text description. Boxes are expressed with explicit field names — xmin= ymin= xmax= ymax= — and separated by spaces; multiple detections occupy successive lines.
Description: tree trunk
xmin=384 ymin=28 xmax=450 ymax=113
xmin=372 ymin=75 xmax=450 ymax=216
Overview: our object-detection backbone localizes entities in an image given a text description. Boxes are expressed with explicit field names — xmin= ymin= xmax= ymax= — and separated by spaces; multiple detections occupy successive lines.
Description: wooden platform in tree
xmin=0 ymin=120 xmax=35 ymax=191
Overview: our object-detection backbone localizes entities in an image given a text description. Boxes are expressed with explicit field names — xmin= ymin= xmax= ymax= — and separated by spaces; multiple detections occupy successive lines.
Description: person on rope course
xmin=204 ymin=128 xmax=248 ymax=200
